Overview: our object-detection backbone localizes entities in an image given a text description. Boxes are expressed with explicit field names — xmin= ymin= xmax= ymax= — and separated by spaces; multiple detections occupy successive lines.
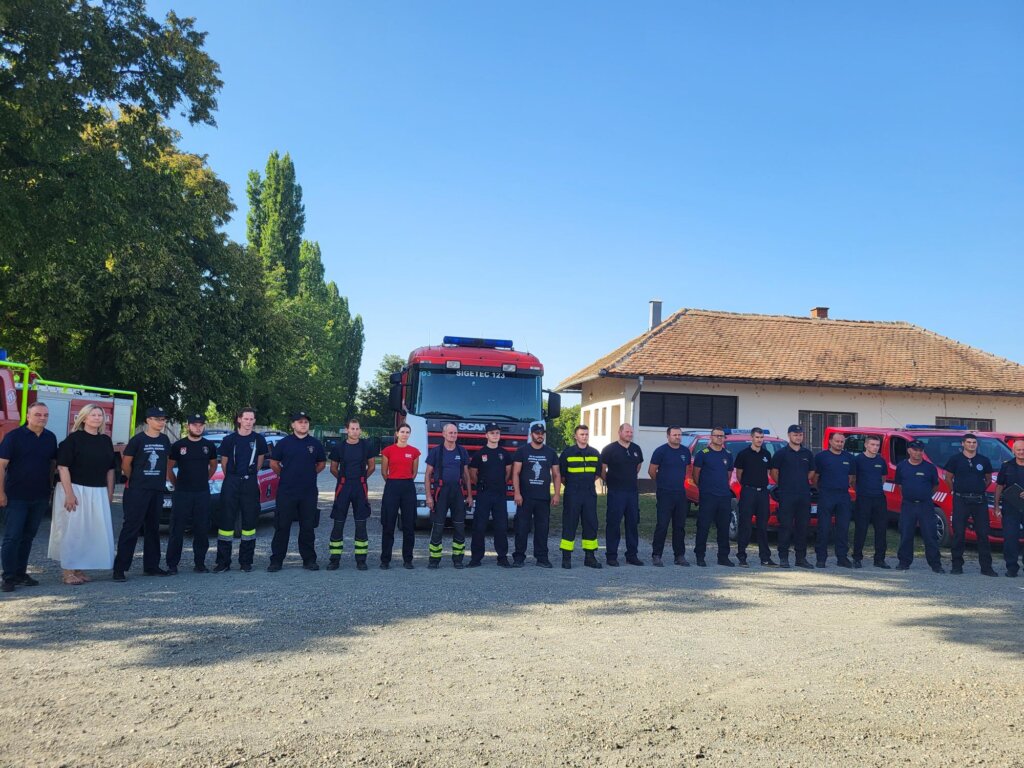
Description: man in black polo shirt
xmin=994 ymin=439 xmax=1024 ymax=576
xmin=0 ymin=402 xmax=58 ymax=592
xmin=114 ymin=406 xmax=172 ymax=580
xmin=215 ymin=408 xmax=268 ymax=573
xmin=512 ymin=424 xmax=560 ymax=568
xmin=328 ymin=418 xmax=376 ymax=570
xmin=468 ymin=423 xmax=511 ymax=567
xmin=851 ymin=436 xmax=890 ymax=568
xmin=734 ymin=428 xmax=776 ymax=567
xmin=769 ymin=424 xmax=814 ymax=569
xmin=165 ymin=413 xmax=218 ymax=574
xmin=944 ymin=433 xmax=997 ymax=576
xmin=812 ymin=432 xmax=856 ymax=568
xmin=269 ymin=411 xmax=327 ymax=571
xmin=600 ymin=423 xmax=644 ymax=566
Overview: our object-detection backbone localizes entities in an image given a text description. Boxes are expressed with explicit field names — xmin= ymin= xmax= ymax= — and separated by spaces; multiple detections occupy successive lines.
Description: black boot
xmin=355 ymin=556 xmax=368 ymax=571
xmin=562 ymin=551 xmax=572 ymax=569
xmin=327 ymin=556 xmax=340 ymax=571
xmin=584 ymin=551 xmax=602 ymax=569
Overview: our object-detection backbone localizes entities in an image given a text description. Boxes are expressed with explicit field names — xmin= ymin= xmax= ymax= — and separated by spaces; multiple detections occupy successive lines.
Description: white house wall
xmin=580 ymin=378 xmax=1024 ymax=476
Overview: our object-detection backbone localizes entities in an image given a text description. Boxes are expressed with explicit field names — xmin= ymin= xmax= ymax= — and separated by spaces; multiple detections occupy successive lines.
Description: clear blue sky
xmin=149 ymin=1 xmax=1023 ymax=395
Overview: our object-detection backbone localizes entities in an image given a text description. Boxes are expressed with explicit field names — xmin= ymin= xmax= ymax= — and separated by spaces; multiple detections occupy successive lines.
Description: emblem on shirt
xmin=531 ymin=460 xmax=542 ymax=482
xmin=180 ymin=447 xmax=187 ymax=456
xmin=481 ymin=454 xmax=488 ymax=462
xmin=976 ymin=463 xmax=983 ymax=471
xmin=308 ymin=445 xmax=314 ymax=454
xmin=722 ymin=457 xmax=728 ymax=466
xmin=202 ymin=446 xmax=208 ymax=455
xmin=147 ymin=453 xmax=158 ymax=472
xmin=763 ymin=456 xmax=768 ymax=463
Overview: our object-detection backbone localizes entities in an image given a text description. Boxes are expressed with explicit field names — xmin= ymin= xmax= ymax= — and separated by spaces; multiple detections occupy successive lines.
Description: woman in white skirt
xmin=48 ymin=404 xmax=117 ymax=585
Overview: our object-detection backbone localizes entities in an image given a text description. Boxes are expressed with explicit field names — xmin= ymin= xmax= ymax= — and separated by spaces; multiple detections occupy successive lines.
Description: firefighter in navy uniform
xmin=165 ymin=414 xmax=218 ymax=574
xmin=994 ymin=439 xmax=1024 ymax=577
xmin=467 ymin=423 xmax=511 ymax=567
xmin=268 ymin=411 xmax=327 ymax=572
xmin=215 ymin=407 xmax=268 ymax=573
xmin=327 ymin=418 xmax=375 ymax=571
xmin=424 ymin=423 xmax=472 ymax=569
xmin=559 ymin=424 xmax=602 ymax=569
xmin=943 ymin=433 xmax=997 ymax=576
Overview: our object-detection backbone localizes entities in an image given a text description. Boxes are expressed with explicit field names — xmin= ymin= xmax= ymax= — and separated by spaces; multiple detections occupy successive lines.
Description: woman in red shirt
xmin=379 ymin=423 xmax=420 ymax=569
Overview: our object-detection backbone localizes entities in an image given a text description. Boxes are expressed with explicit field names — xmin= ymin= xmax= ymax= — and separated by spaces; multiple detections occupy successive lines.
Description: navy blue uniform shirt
xmin=600 ymin=442 xmax=644 ymax=492
xmin=0 ymin=425 xmax=58 ymax=501
xmin=854 ymin=453 xmax=888 ymax=498
xmin=771 ymin=446 xmax=814 ymax=497
xmin=427 ymin=445 xmax=467 ymax=484
xmin=169 ymin=437 xmax=217 ymax=493
xmin=814 ymin=450 xmax=855 ymax=492
xmin=125 ymin=432 xmax=171 ymax=490
xmin=219 ymin=432 xmax=269 ymax=476
xmin=514 ymin=443 xmax=558 ymax=500
xmin=943 ymin=452 xmax=993 ymax=495
xmin=895 ymin=459 xmax=938 ymax=503
xmin=734 ymin=446 xmax=772 ymax=488
xmin=650 ymin=443 xmax=692 ymax=491
xmin=272 ymin=434 xmax=326 ymax=497
xmin=997 ymin=460 xmax=1024 ymax=490
xmin=469 ymin=446 xmax=509 ymax=492
xmin=694 ymin=447 xmax=734 ymax=498
xmin=329 ymin=439 xmax=374 ymax=480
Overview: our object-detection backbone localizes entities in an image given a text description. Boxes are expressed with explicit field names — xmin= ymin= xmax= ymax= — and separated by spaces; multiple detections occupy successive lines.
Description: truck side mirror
xmin=546 ymin=392 xmax=561 ymax=420
xmin=388 ymin=383 xmax=403 ymax=413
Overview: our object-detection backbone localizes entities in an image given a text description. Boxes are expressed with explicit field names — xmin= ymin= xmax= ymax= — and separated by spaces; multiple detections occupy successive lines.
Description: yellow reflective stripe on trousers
xmin=559 ymin=539 xmax=575 ymax=551
xmin=582 ymin=539 xmax=598 ymax=551
xmin=241 ymin=528 xmax=257 ymax=540
xmin=354 ymin=540 xmax=369 ymax=555
xmin=329 ymin=540 xmax=344 ymax=554
xmin=451 ymin=542 xmax=465 ymax=552
xmin=428 ymin=543 xmax=443 ymax=554
xmin=217 ymin=529 xmax=234 ymax=541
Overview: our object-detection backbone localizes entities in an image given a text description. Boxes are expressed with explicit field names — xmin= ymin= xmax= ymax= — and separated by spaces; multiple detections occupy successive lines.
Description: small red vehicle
xmin=824 ymin=425 xmax=1016 ymax=546
xmin=680 ymin=429 xmax=799 ymax=540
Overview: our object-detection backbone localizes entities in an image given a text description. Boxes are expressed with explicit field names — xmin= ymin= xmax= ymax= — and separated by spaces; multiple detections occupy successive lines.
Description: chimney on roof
xmin=649 ymin=299 xmax=663 ymax=330
xmin=810 ymin=306 xmax=829 ymax=319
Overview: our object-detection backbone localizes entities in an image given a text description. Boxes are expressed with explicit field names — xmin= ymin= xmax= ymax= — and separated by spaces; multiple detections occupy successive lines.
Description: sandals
xmin=73 ymin=570 xmax=91 ymax=582
xmin=62 ymin=570 xmax=85 ymax=586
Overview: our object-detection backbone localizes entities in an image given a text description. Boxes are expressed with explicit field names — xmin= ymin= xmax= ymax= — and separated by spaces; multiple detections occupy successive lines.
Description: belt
xmin=954 ymin=492 xmax=984 ymax=500
xmin=905 ymin=499 xmax=929 ymax=504
xmin=742 ymin=485 xmax=767 ymax=492
xmin=228 ymin=473 xmax=255 ymax=481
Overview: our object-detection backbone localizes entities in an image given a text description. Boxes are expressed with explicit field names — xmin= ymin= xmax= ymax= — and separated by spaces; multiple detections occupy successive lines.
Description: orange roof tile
xmin=555 ymin=308 xmax=1024 ymax=397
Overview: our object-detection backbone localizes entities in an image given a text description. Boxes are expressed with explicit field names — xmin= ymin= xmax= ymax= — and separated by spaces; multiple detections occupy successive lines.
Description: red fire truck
xmin=824 ymin=425 xmax=1016 ymax=546
xmin=0 ymin=354 xmax=137 ymax=455
xmin=388 ymin=336 xmax=560 ymax=525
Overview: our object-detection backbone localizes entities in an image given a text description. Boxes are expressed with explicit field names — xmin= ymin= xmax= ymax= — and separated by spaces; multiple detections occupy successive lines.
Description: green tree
xmin=357 ymin=354 xmax=405 ymax=427
xmin=547 ymin=403 xmax=581 ymax=453
xmin=245 ymin=153 xmax=364 ymax=425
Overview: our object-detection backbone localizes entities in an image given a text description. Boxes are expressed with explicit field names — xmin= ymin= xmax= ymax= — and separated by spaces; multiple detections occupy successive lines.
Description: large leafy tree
xmin=357 ymin=354 xmax=405 ymax=428
xmin=246 ymin=153 xmax=364 ymax=425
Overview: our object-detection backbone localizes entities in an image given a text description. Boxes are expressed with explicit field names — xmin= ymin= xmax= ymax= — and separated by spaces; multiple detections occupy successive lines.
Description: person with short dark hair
xmin=734 ymin=427 xmax=776 ymax=567
xmin=268 ymin=411 xmax=326 ymax=572
xmin=327 ymin=418 xmax=375 ymax=571
xmin=379 ymin=423 xmax=420 ymax=569
xmin=770 ymin=424 xmax=815 ymax=568
xmin=0 ymin=402 xmax=57 ymax=592
xmin=648 ymin=426 xmax=691 ymax=567
xmin=895 ymin=440 xmax=944 ymax=573
xmin=943 ymin=433 xmax=997 ymax=576
xmin=693 ymin=427 xmax=735 ymax=567
xmin=214 ymin=408 xmax=268 ymax=573
xmin=994 ymin=439 xmax=1024 ymax=577
xmin=165 ymin=413 xmax=218 ymax=574
xmin=114 ymin=406 xmax=172 ymax=580
xmin=468 ymin=424 xmax=511 ymax=567
xmin=511 ymin=423 xmax=559 ymax=568
xmin=600 ymin=424 xmax=644 ymax=566
xmin=851 ymin=435 xmax=890 ymax=568
xmin=811 ymin=432 xmax=856 ymax=568
xmin=424 ymin=423 xmax=471 ymax=568
xmin=558 ymin=424 xmax=602 ymax=569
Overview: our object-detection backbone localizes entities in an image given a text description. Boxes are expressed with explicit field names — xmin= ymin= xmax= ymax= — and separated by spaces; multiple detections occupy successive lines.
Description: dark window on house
xmin=639 ymin=392 xmax=737 ymax=429
xmin=798 ymin=410 xmax=857 ymax=451
xmin=935 ymin=416 xmax=994 ymax=431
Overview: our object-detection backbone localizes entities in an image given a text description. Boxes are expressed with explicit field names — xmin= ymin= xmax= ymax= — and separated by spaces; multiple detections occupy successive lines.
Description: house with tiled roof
xmin=555 ymin=304 xmax=1024 ymax=467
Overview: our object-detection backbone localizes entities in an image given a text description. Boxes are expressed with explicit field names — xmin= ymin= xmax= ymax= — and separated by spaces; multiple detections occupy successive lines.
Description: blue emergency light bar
xmin=442 ymin=336 xmax=514 ymax=349
xmin=725 ymin=428 xmax=771 ymax=435
xmin=0 ymin=349 xmax=6 ymax=361
xmin=905 ymin=424 xmax=968 ymax=430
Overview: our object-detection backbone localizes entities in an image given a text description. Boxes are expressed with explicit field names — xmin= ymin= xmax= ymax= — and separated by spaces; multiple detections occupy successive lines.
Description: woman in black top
xmin=48 ymin=404 xmax=117 ymax=585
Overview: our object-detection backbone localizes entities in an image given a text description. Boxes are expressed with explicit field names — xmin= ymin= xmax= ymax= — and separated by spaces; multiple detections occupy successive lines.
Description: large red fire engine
xmin=388 ymin=336 xmax=560 ymax=525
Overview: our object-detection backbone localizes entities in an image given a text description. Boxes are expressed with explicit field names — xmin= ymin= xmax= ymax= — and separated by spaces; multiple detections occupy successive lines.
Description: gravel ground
xmin=1 ymin=473 xmax=1023 ymax=767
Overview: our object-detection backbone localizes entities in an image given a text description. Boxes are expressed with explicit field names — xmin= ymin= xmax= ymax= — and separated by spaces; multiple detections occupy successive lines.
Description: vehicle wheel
xmin=934 ymin=508 xmax=951 ymax=548
xmin=729 ymin=500 xmax=739 ymax=542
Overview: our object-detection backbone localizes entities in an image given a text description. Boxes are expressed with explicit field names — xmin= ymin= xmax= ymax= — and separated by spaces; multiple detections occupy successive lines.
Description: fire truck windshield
xmin=916 ymin=435 xmax=1012 ymax=468
xmin=412 ymin=369 xmax=542 ymax=423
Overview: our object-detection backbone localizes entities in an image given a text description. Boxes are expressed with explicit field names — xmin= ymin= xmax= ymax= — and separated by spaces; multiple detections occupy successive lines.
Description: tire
xmin=729 ymin=499 xmax=739 ymax=542
xmin=934 ymin=508 xmax=951 ymax=548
